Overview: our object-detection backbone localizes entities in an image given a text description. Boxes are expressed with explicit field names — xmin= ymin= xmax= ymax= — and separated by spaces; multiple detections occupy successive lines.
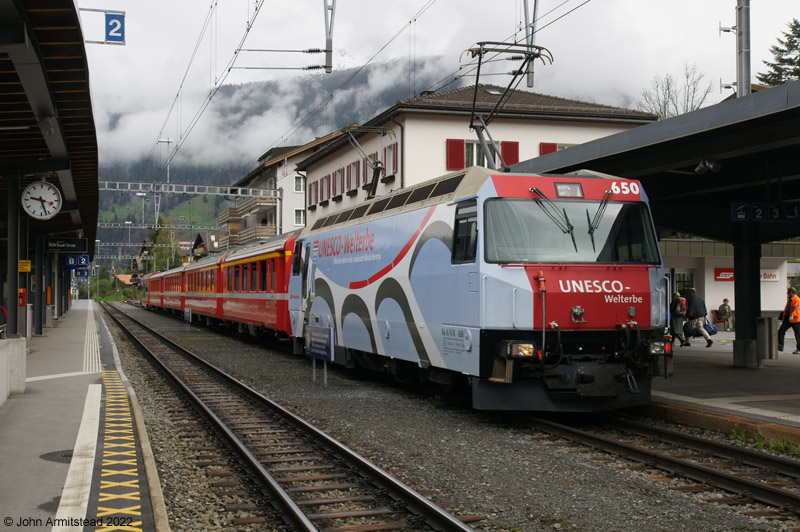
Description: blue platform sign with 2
xmin=105 ymin=13 xmax=125 ymax=43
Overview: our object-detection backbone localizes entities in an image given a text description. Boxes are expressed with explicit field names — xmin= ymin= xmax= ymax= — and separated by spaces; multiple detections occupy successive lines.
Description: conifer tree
xmin=756 ymin=19 xmax=800 ymax=86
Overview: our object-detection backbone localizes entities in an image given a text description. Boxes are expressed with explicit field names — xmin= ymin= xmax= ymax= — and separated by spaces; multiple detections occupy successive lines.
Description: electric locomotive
xmin=288 ymin=166 xmax=671 ymax=411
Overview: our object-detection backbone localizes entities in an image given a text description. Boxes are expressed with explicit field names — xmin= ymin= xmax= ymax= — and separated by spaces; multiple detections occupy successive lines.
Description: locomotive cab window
xmin=452 ymin=201 xmax=478 ymax=263
xmin=484 ymin=198 xmax=659 ymax=264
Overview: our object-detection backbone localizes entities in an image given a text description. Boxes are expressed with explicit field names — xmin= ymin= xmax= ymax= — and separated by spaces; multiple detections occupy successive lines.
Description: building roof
xmin=400 ymin=84 xmax=656 ymax=120
xmin=234 ymin=127 xmax=353 ymax=188
xmin=296 ymin=84 xmax=656 ymax=171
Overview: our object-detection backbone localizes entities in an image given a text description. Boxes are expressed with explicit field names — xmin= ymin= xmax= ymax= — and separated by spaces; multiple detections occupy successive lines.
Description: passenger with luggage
xmin=685 ymin=288 xmax=713 ymax=348
xmin=778 ymin=286 xmax=800 ymax=354
xmin=670 ymin=291 xmax=688 ymax=347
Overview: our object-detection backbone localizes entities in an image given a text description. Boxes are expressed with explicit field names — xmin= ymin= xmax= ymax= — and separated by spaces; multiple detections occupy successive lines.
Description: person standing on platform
xmin=778 ymin=286 xmax=800 ymax=354
xmin=686 ymin=288 xmax=713 ymax=348
xmin=670 ymin=291 xmax=688 ymax=347
xmin=718 ymin=298 xmax=733 ymax=331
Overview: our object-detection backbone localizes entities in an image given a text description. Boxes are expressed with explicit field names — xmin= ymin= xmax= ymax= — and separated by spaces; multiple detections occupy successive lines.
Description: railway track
xmin=103 ymin=302 xmax=477 ymax=532
xmin=530 ymin=413 xmax=800 ymax=523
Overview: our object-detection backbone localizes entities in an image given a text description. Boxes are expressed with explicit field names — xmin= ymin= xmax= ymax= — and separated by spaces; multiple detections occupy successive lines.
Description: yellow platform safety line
xmin=101 ymin=480 xmax=139 ymax=489
xmin=92 ymin=372 xmax=145 ymax=532
xmin=97 ymin=505 xmax=142 ymax=517
xmin=103 ymin=459 xmax=138 ymax=466
xmin=101 ymin=469 xmax=139 ymax=477
xmin=99 ymin=492 xmax=141 ymax=502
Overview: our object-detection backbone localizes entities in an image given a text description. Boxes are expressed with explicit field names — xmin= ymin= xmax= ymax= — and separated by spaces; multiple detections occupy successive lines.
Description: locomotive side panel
xmin=292 ymin=202 xmax=488 ymax=374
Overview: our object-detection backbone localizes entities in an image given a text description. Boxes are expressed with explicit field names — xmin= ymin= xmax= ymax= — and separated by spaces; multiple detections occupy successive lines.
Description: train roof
xmin=302 ymin=166 xmax=640 ymax=238
xmin=221 ymin=229 xmax=300 ymax=263
xmin=184 ymin=251 xmax=226 ymax=272
xmin=302 ymin=167 xmax=482 ymax=237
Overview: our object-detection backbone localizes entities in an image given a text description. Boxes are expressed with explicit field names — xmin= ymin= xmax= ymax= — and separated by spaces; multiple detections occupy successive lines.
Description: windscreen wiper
xmin=531 ymin=187 xmax=577 ymax=252
xmin=586 ymin=190 xmax=612 ymax=252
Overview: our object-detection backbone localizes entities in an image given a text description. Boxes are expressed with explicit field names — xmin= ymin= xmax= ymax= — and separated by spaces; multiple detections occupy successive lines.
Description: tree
xmin=757 ymin=18 xmax=800 ymax=86
xmin=637 ymin=63 xmax=713 ymax=119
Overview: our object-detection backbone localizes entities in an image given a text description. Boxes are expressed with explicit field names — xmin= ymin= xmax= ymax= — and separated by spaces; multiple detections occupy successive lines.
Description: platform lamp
xmin=124 ymin=220 xmax=132 ymax=243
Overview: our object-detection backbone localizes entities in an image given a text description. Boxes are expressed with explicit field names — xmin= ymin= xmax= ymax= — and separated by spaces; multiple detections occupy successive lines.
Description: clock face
xmin=21 ymin=181 xmax=63 ymax=220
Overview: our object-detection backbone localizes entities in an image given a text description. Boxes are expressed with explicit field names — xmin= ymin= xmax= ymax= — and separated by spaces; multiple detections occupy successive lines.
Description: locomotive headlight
xmin=506 ymin=342 xmax=536 ymax=358
xmin=649 ymin=340 xmax=668 ymax=355
xmin=499 ymin=340 xmax=537 ymax=359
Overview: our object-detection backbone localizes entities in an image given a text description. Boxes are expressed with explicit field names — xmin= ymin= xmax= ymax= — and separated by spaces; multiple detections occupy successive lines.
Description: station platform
xmin=0 ymin=300 xmax=167 ymax=532
xmin=644 ymin=329 xmax=800 ymax=444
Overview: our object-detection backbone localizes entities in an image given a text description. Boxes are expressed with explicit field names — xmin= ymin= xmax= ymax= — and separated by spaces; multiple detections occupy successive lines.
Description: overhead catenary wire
xmin=151 ymin=0 xmax=592 ymax=180
xmin=144 ymin=1 xmax=219 ymax=172
xmin=266 ymin=0 xmax=440 ymax=152
xmin=152 ymin=0 xmax=269 ymax=185
xmin=425 ymin=0 xmax=592 ymax=94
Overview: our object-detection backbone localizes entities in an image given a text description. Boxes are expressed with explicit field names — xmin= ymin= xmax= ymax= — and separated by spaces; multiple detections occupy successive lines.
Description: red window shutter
xmin=446 ymin=139 xmax=466 ymax=170
xmin=501 ymin=141 xmax=519 ymax=165
xmin=307 ymin=183 xmax=313 ymax=207
xmin=332 ymin=171 xmax=338 ymax=196
xmin=362 ymin=158 xmax=368 ymax=185
xmin=540 ymin=142 xmax=558 ymax=155
xmin=314 ymin=181 xmax=318 ymax=203
xmin=346 ymin=165 xmax=351 ymax=189
xmin=392 ymin=142 xmax=398 ymax=173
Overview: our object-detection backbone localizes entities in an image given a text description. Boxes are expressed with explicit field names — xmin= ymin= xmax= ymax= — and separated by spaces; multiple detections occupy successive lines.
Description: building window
xmin=465 ymin=141 xmax=497 ymax=168
xmin=347 ymin=161 xmax=360 ymax=191
xmin=295 ymin=175 xmax=305 ymax=192
xmin=384 ymin=143 xmax=398 ymax=174
xmin=446 ymin=139 xmax=503 ymax=170
xmin=295 ymin=209 xmax=306 ymax=226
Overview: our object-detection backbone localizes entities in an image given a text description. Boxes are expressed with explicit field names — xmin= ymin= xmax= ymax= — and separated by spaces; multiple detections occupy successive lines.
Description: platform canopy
xmin=512 ymin=81 xmax=800 ymax=244
xmin=0 ymin=0 xmax=98 ymax=254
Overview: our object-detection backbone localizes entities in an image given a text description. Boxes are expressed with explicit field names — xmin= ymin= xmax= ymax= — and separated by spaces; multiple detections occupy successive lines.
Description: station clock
xmin=21 ymin=180 xmax=63 ymax=220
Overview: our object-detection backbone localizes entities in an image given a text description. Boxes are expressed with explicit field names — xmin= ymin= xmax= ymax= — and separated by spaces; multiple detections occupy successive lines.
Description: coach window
xmin=251 ymin=262 xmax=258 ymax=292
xmin=259 ymin=260 xmax=267 ymax=292
xmin=271 ymin=258 xmax=277 ymax=291
xmin=452 ymin=200 xmax=478 ymax=263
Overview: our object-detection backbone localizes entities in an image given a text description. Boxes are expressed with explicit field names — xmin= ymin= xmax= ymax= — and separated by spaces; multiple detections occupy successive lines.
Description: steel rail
xmin=103 ymin=303 xmax=318 ymax=532
xmin=532 ymin=417 xmax=800 ymax=513
xmin=603 ymin=414 xmax=800 ymax=479
xmin=104 ymin=302 xmax=475 ymax=532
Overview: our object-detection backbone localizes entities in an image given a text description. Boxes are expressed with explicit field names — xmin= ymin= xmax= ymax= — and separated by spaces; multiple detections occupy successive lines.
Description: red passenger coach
xmin=161 ymin=267 xmax=185 ymax=313
xmin=219 ymin=231 xmax=297 ymax=338
xmin=140 ymin=272 xmax=163 ymax=310
xmin=184 ymin=253 xmax=226 ymax=322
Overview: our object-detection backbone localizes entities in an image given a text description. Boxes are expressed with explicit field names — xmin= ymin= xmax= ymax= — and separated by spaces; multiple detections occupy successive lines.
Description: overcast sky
xmin=79 ymin=0 xmax=798 ymax=169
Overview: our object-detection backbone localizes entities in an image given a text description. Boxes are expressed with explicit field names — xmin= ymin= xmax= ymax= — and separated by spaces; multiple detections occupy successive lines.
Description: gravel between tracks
xmin=107 ymin=303 xmax=782 ymax=532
